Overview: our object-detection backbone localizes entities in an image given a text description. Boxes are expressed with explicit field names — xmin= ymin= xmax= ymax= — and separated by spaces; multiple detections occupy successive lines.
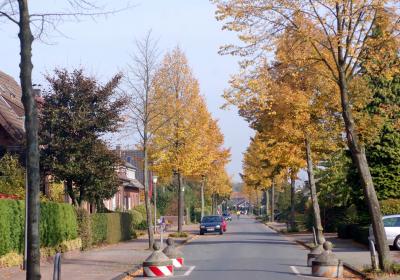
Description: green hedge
xmin=90 ymin=212 xmax=133 ymax=246
xmin=0 ymin=199 xmax=77 ymax=257
xmin=380 ymin=199 xmax=400 ymax=215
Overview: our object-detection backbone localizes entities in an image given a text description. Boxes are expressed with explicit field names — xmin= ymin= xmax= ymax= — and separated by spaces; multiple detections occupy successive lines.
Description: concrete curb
xmin=111 ymin=265 xmax=141 ymax=280
xmin=113 ymin=234 xmax=197 ymax=279
xmin=295 ymin=240 xmax=367 ymax=279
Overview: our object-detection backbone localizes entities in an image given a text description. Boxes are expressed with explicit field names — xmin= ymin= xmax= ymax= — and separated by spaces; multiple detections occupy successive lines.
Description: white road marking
xmin=183 ymin=265 xmax=196 ymax=276
xmin=290 ymin=266 xmax=300 ymax=275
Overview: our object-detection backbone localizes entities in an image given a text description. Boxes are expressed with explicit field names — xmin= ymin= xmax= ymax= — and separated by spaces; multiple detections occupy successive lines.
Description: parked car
xmin=369 ymin=214 xmax=400 ymax=250
xmin=222 ymin=212 xmax=232 ymax=221
xmin=200 ymin=215 xmax=227 ymax=235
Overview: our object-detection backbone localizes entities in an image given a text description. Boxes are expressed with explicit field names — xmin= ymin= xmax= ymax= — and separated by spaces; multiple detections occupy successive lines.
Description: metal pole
xmin=23 ymin=166 xmax=28 ymax=270
xmin=312 ymin=227 xmax=318 ymax=246
xmin=369 ymin=240 xmax=378 ymax=270
xmin=53 ymin=252 xmax=61 ymax=280
xmin=154 ymin=182 xmax=157 ymax=234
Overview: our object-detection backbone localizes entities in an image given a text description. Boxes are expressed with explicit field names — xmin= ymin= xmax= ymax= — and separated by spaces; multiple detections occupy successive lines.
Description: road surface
xmin=178 ymin=216 xmax=321 ymax=280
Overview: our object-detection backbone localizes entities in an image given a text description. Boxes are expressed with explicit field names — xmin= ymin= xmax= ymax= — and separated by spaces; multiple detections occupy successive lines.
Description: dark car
xmin=222 ymin=212 xmax=232 ymax=221
xmin=200 ymin=215 xmax=226 ymax=235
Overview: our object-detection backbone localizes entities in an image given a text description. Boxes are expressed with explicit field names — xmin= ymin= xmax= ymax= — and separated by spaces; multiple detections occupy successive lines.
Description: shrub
xmin=133 ymin=205 xmax=147 ymax=218
xmin=130 ymin=209 xmax=143 ymax=232
xmin=169 ymin=232 xmax=188 ymax=238
xmin=76 ymin=208 xmax=92 ymax=250
xmin=380 ymin=199 xmax=400 ymax=216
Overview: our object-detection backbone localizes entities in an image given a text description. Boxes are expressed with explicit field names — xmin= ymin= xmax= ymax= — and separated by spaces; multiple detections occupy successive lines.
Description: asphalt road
xmin=178 ymin=216 xmax=321 ymax=280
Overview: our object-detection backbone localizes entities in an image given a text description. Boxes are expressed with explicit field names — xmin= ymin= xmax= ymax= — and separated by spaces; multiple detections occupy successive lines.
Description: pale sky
xmin=0 ymin=0 xmax=253 ymax=182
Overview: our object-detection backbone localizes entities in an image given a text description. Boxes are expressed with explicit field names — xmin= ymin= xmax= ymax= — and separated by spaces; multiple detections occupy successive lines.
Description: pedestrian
xmin=236 ymin=210 xmax=240 ymax=220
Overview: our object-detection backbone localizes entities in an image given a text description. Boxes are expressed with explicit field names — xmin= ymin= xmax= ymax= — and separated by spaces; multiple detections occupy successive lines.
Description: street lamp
xmin=152 ymin=175 xmax=158 ymax=234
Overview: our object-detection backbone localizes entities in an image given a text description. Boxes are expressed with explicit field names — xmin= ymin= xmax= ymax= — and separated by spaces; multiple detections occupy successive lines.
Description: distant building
xmin=115 ymin=146 xmax=155 ymax=198
xmin=103 ymin=161 xmax=144 ymax=211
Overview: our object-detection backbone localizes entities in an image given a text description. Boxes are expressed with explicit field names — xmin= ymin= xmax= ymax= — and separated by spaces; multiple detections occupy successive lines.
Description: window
xmin=383 ymin=217 xmax=400 ymax=227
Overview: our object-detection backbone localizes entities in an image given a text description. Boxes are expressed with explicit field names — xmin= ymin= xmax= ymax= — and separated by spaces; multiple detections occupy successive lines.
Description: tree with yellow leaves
xmin=149 ymin=47 xmax=230 ymax=232
xmin=214 ymin=0 xmax=399 ymax=268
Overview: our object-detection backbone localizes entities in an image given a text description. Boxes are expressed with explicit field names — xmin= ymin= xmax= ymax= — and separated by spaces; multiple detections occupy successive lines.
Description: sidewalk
xmin=0 ymin=224 xmax=199 ymax=280
xmin=267 ymin=222 xmax=400 ymax=269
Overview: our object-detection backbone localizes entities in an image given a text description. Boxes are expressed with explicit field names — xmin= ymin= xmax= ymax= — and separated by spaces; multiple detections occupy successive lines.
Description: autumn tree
xmin=214 ymin=0 xmax=399 ymax=268
xmin=150 ymin=47 xmax=230 ymax=231
xmin=40 ymin=69 xmax=126 ymax=207
xmin=150 ymin=47 xmax=208 ymax=232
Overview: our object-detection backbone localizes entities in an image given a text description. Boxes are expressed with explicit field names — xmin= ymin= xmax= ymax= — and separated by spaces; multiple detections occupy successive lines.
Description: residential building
xmin=103 ymin=161 xmax=144 ymax=211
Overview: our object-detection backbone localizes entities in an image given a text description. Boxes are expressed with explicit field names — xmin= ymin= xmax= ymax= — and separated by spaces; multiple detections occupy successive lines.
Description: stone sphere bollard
xmin=307 ymin=244 xmax=324 ymax=267
xmin=143 ymin=242 xmax=174 ymax=277
xmin=163 ymin=238 xmax=184 ymax=268
xmin=311 ymin=241 xmax=343 ymax=278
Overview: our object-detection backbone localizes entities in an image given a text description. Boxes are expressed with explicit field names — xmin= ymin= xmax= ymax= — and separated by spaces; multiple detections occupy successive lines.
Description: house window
xmin=111 ymin=196 xmax=116 ymax=210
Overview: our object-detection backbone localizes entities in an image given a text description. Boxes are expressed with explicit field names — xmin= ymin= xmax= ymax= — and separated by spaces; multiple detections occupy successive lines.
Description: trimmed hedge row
xmin=337 ymin=223 xmax=370 ymax=245
xmin=0 ymin=199 xmax=78 ymax=256
xmin=90 ymin=212 xmax=133 ymax=246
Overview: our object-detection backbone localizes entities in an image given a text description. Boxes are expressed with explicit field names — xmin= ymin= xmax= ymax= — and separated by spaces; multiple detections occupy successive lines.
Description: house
xmin=0 ymin=70 xmax=43 ymax=155
xmin=103 ymin=161 xmax=144 ymax=211
xmin=0 ymin=71 xmax=25 ymax=154
xmin=115 ymin=146 xmax=155 ymax=199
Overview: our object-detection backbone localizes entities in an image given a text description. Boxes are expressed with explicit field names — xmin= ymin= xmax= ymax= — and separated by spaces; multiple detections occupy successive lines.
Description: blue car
xmin=200 ymin=215 xmax=225 ymax=235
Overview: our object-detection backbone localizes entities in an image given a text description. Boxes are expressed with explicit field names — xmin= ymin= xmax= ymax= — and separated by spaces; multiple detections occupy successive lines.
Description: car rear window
xmin=383 ymin=217 xmax=400 ymax=227
xmin=202 ymin=216 xmax=222 ymax=223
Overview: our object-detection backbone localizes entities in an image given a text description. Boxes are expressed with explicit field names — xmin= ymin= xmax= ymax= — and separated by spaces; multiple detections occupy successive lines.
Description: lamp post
xmin=152 ymin=175 xmax=158 ymax=234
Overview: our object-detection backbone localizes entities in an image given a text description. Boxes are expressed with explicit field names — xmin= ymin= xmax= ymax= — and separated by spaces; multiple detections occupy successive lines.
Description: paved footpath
xmin=0 ymin=224 xmax=198 ymax=280
xmin=268 ymin=222 xmax=400 ymax=270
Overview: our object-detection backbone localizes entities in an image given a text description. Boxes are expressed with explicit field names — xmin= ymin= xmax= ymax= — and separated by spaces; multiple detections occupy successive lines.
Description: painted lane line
xmin=183 ymin=266 xmax=196 ymax=276
xmin=290 ymin=266 xmax=300 ymax=275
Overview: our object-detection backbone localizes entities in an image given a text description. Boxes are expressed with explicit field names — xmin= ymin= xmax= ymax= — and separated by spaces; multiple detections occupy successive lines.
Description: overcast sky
xmin=1 ymin=0 xmax=254 ymax=182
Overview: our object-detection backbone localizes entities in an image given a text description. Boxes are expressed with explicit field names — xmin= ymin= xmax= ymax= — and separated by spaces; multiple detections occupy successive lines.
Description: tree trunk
xmin=143 ymin=146 xmax=154 ymax=249
xmin=338 ymin=68 xmax=391 ymax=270
xmin=305 ymin=136 xmax=325 ymax=245
xmin=270 ymin=179 xmax=275 ymax=222
xmin=66 ymin=179 xmax=77 ymax=206
xmin=177 ymin=172 xmax=184 ymax=233
xmin=17 ymin=1 xmax=41 ymax=279
xmin=201 ymin=177 xmax=205 ymax=220
xmin=265 ymin=189 xmax=269 ymax=221
xmin=263 ymin=189 xmax=268 ymax=216
xmin=290 ymin=175 xmax=296 ymax=231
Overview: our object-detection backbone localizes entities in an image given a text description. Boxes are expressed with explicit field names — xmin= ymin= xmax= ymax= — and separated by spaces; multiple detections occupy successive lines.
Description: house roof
xmin=0 ymin=71 xmax=24 ymax=142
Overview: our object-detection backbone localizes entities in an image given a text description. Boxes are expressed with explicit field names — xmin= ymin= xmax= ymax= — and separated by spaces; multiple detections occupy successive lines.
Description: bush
xmin=130 ymin=209 xmax=143 ymax=232
xmin=91 ymin=212 xmax=133 ymax=246
xmin=380 ymin=199 xmax=400 ymax=215
xmin=76 ymin=208 xmax=92 ymax=250
xmin=169 ymin=232 xmax=188 ymax=238
xmin=0 ymin=199 xmax=77 ymax=257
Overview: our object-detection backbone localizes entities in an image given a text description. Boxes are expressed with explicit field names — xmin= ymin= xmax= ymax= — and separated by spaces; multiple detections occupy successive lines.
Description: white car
xmin=369 ymin=214 xmax=400 ymax=250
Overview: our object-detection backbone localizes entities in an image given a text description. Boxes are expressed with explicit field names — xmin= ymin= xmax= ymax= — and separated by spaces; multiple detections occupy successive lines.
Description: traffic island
xmin=142 ymin=242 xmax=174 ymax=277
xmin=311 ymin=241 xmax=343 ymax=278
xmin=163 ymin=238 xmax=184 ymax=268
